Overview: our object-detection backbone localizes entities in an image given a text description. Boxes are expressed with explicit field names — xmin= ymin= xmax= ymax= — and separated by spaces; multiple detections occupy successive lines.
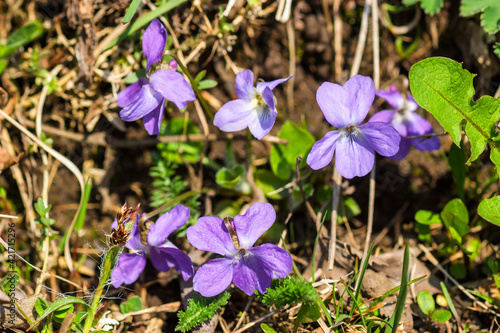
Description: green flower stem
xmin=169 ymin=53 xmax=214 ymax=121
xmin=82 ymin=245 xmax=122 ymax=333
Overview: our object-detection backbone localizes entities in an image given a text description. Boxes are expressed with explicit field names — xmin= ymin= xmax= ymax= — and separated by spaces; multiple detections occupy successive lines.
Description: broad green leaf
xmin=124 ymin=69 xmax=146 ymax=84
xmin=448 ymin=144 xmax=466 ymax=200
xmin=420 ymin=0 xmax=444 ymax=15
xmin=53 ymin=304 xmax=74 ymax=323
xmin=478 ymin=196 xmax=500 ymax=226
xmin=430 ymin=309 xmax=452 ymax=322
xmin=450 ymin=263 xmax=466 ymax=279
xmin=482 ymin=4 xmax=500 ymax=34
xmin=441 ymin=198 xmax=470 ymax=243
xmin=29 ymin=296 xmax=90 ymax=331
xmin=123 ymin=0 xmax=142 ymax=24
xmin=415 ymin=210 xmax=442 ymax=225
xmin=260 ymin=323 xmax=277 ymax=333
xmin=409 ymin=57 xmax=500 ymax=176
xmin=215 ymin=166 xmax=245 ymax=189
xmin=460 ymin=0 xmax=496 ymax=16
xmin=0 ymin=21 xmax=45 ymax=58
xmin=296 ymin=301 xmax=321 ymax=323
xmin=417 ymin=290 xmax=435 ymax=315
xmin=120 ymin=296 xmax=143 ymax=314
xmin=254 ymin=170 xmax=287 ymax=200
xmin=270 ymin=121 xmax=315 ymax=180
xmin=35 ymin=297 xmax=48 ymax=315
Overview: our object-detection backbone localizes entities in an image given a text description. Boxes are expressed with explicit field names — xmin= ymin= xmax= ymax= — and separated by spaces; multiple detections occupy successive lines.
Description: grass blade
xmin=123 ymin=0 xmax=143 ymax=23
xmin=385 ymin=242 xmax=410 ymax=333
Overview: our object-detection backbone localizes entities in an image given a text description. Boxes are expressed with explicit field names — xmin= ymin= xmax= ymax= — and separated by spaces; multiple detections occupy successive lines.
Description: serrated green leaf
xmin=460 ymin=0 xmax=496 ymax=16
xmin=420 ymin=0 xmax=443 ymax=14
xmin=482 ymin=4 xmax=500 ymax=33
xmin=417 ymin=290 xmax=435 ymax=315
xmin=478 ymin=196 xmax=500 ymax=226
xmin=0 ymin=21 xmax=45 ymax=58
xmin=441 ymin=198 xmax=469 ymax=244
xmin=430 ymin=309 xmax=452 ymax=322
xmin=215 ymin=165 xmax=245 ymax=189
xmin=270 ymin=121 xmax=315 ymax=180
xmin=448 ymin=144 xmax=466 ymax=200
xmin=409 ymin=57 xmax=500 ymax=175
xmin=123 ymin=0 xmax=142 ymax=24
xmin=415 ymin=210 xmax=442 ymax=225
xmin=176 ymin=291 xmax=230 ymax=332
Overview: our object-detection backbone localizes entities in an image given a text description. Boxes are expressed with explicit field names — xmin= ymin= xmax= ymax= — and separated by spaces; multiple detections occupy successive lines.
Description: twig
xmin=232 ymin=309 xmax=280 ymax=333
xmin=286 ymin=19 xmax=295 ymax=114
xmin=350 ymin=0 xmax=371 ymax=77
xmin=114 ymin=301 xmax=181 ymax=321
xmin=232 ymin=296 xmax=254 ymax=332
xmin=371 ymin=0 xmax=380 ymax=89
xmin=333 ymin=0 xmax=342 ymax=82
xmin=0 ymin=237 xmax=83 ymax=289
xmin=329 ymin=168 xmax=342 ymax=270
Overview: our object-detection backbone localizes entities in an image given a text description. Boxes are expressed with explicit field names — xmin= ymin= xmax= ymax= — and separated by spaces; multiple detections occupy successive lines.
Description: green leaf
xmin=409 ymin=57 xmax=500 ymax=176
xmin=0 ymin=21 xmax=45 ymax=58
xmin=440 ymin=198 xmax=470 ymax=244
xmin=35 ymin=297 xmax=48 ymax=315
xmin=460 ymin=0 xmax=496 ymax=16
xmin=53 ymin=304 xmax=74 ymax=324
xmin=494 ymin=43 xmax=500 ymax=59
xmin=420 ymin=0 xmax=444 ymax=14
xmin=464 ymin=238 xmax=481 ymax=261
xmin=402 ymin=0 xmax=420 ymax=5
xmin=482 ymin=4 xmax=500 ymax=33
xmin=270 ymin=121 xmax=315 ymax=180
xmin=123 ymin=0 xmax=142 ymax=24
xmin=448 ymin=144 xmax=466 ymax=200
xmin=106 ymin=0 xmax=188 ymax=50
xmin=158 ymin=118 xmax=203 ymax=163
xmin=430 ymin=309 xmax=451 ymax=322
xmin=260 ymin=276 xmax=317 ymax=308
xmin=75 ymin=179 xmax=92 ymax=231
xmin=194 ymin=70 xmax=206 ymax=82
xmin=261 ymin=323 xmax=278 ymax=333
xmin=28 ymin=297 xmax=90 ymax=331
xmin=34 ymin=198 xmax=50 ymax=217
xmin=478 ymin=196 xmax=500 ymax=226
xmin=120 ymin=296 xmax=143 ymax=314
xmin=449 ymin=262 xmax=466 ymax=279
xmin=296 ymin=301 xmax=321 ymax=323
xmin=254 ymin=169 xmax=288 ymax=200
xmin=215 ymin=165 xmax=245 ymax=190
xmin=386 ymin=242 xmax=410 ymax=333
xmin=417 ymin=290 xmax=435 ymax=315
xmin=124 ymin=69 xmax=146 ymax=84
xmin=197 ymin=79 xmax=218 ymax=90
xmin=415 ymin=210 xmax=442 ymax=225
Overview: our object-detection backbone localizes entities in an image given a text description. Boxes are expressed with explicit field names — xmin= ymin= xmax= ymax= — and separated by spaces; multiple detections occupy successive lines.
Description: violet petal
xmin=406 ymin=113 xmax=440 ymax=151
xmin=213 ymin=99 xmax=258 ymax=133
xmin=248 ymin=244 xmax=292 ymax=279
xmin=117 ymin=78 xmax=149 ymax=108
xmin=193 ymin=258 xmax=234 ymax=297
xmin=119 ymin=85 xmax=163 ymax=121
xmin=142 ymin=101 xmax=165 ymax=136
xmin=256 ymin=74 xmax=293 ymax=92
xmin=368 ymin=110 xmax=397 ymax=124
xmin=316 ymin=82 xmax=351 ymax=128
xmin=261 ymin=86 xmax=275 ymax=111
xmin=358 ymin=122 xmax=401 ymax=157
xmin=110 ymin=251 xmax=146 ymax=287
xmin=376 ymin=85 xmax=405 ymax=110
xmin=248 ymin=106 xmax=277 ymax=140
xmin=334 ymin=131 xmax=374 ymax=179
xmin=233 ymin=202 xmax=276 ymax=249
xmin=149 ymin=245 xmax=194 ymax=281
xmin=389 ymin=137 xmax=412 ymax=161
xmin=143 ymin=19 xmax=167 ymax=72
xmin=233 ymin=253 xmax=271 ymax=295
xmin=343 ymin=75 xmax=375 ymax=125
xmin=235 ymin=69 xmax=254 ymax=99
xmin=186 ymin=216 xmax=238 ymax=256
xmin=306 ymin=130 xmax=340 ymax=170
xmin=149 ymin=69 xmax=196 ymax=110
xmin=148 ymin=204 xmax=190 ymax=247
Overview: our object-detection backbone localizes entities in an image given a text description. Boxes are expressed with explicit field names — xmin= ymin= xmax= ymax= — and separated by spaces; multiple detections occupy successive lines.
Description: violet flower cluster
xmin=306 ymin=75 xmax=401 ymax=179
xmin=117 ymin=19 xmax=196 ymax=136
xmin=214 ymin=70 xmax=292 ymax=140
xmin=112 ymin=203 xmax=292 ymax=298
xmin=370 ymin=85 xmax=440 ymax=160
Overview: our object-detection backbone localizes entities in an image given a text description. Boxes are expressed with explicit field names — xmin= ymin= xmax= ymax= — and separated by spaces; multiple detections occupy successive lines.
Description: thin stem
xmin=350 ymin=0 xmax=371 ymax=77
xmin=169 ymin=53 xmax=214 ymax=121
xmin=82 ymin=245 xmax=121 ymax=333
xmin=142 ymin=188 xmax=212 ymax=222
xmin=329 ymin=168 xmax=342 ymax=270
xmin=406 ymin=131 xmax=447 ymax=139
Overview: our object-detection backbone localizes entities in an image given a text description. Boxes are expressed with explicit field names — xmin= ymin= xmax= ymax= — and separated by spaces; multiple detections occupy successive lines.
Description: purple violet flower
xmin=186 ymin=202 xmax=293 ymax=297
xmin=370 ymin=85 xmax=441 ymax=161
xmin=213 ymin=69 xmax=292 ymax=140
xmin=117 ymin=19 xmax=196 ymax=136
xmin=306 ymin=75 xmax=401 ymax=179
xmin=110 ymin=205 xmax=194 ymax=287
